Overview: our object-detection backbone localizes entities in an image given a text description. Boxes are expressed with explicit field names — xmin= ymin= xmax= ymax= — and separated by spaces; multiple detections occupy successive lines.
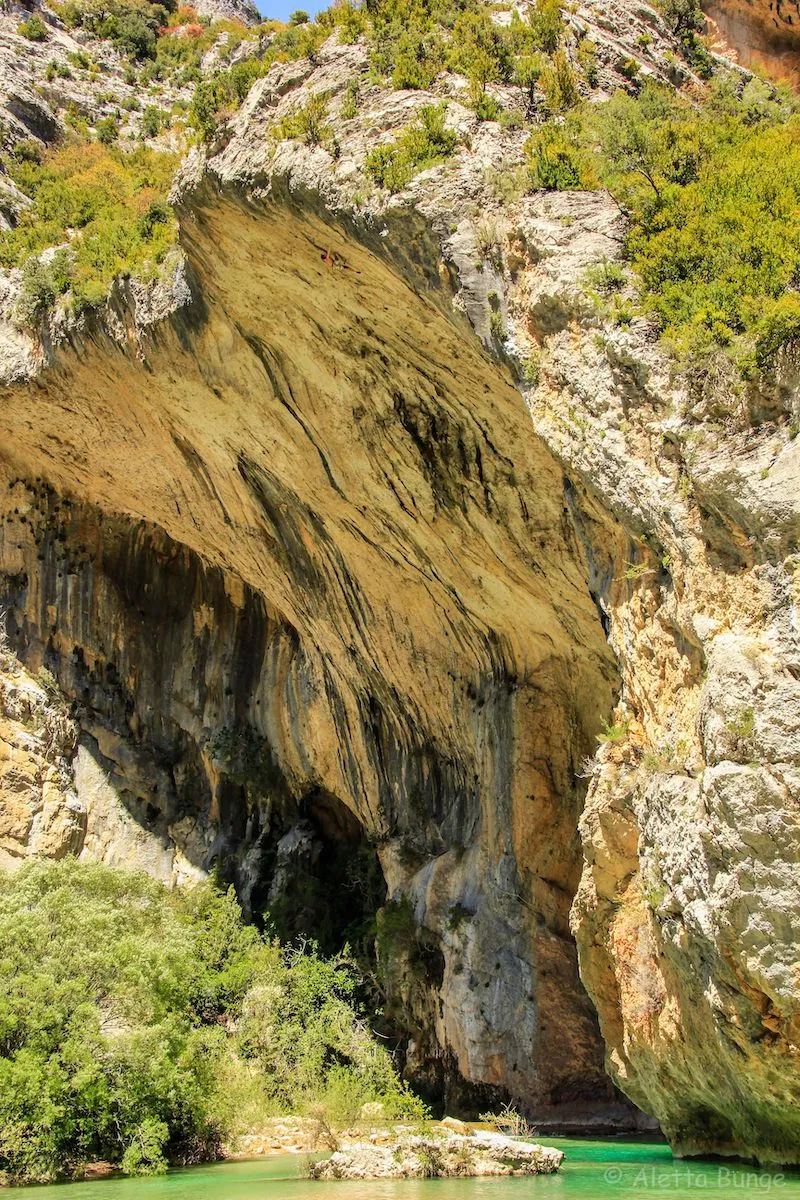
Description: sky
xmin=256 ymin=1 xmax=325 ymax=22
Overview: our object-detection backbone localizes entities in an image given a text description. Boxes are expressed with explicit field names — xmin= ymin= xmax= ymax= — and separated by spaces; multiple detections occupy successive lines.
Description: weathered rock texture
xmin=1 ymin=0 xmax=799 ymax=1165
xmin=308 ymin=1130 xmax=564 ymax=1179
xmin=0 ymin=166 xmax=629 ymax=1123
xmin=704 ymin=0 xmax=800 ymax=85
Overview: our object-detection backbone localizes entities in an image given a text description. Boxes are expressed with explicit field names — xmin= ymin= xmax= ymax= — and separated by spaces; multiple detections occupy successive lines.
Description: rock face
xmin=704 ymin=0 xmax=800 ymax=84
xmin=1 ymin=0 xmax=800 ymax=1166
xmin=0 ymin=169 xmax=625 ymax=1122
xmin=0 ymin=646 xmax=82 ymax=868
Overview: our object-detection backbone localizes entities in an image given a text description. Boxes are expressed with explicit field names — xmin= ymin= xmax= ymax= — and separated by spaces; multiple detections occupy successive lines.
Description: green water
xmin=22 ymin=1140 xmax=794 ymax=1200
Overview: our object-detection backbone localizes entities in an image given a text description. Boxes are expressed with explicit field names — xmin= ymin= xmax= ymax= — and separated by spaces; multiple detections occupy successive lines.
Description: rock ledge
xmin=308 ymin=1131 xmax=564 ymax=1179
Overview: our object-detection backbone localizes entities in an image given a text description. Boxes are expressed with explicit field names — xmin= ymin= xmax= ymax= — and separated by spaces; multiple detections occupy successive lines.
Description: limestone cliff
xmin=0 ymin=140 xmax=634 ymax=1121
xmin=704 ymin=0 xmax=800 ymax=85
xmin=1 ymin=0 xmax=799 ymax=1163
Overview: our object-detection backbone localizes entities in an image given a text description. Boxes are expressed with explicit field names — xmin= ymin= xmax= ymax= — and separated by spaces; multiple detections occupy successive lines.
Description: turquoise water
xmin=23 ymin=1140 xmax=794 ymax=1199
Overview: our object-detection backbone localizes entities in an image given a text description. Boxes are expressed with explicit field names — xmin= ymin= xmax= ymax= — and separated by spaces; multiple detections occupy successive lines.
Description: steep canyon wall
xmin=0 ymin=187 xmax=633 ymax=1125
xmin=1 ymin=14 xmax=800 ymax=1160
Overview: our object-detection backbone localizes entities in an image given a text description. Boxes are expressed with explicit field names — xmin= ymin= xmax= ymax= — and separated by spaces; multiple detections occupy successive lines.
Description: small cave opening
xmin=247 ymin=787 xmax=388 ymax=968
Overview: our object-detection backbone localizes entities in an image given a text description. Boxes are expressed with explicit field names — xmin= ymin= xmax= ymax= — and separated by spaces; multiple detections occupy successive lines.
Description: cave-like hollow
xmin=0 ymin=185 xmax=636 ymax=1127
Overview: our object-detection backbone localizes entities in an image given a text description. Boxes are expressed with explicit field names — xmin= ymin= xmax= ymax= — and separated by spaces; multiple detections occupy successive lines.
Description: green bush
xmin=18 ymin=14 xmax=48 ymax=39
xmin=2 ymin=141 xmax=178 ymax=318
xmin=526 ymin=121 xmax=594 ymax=189
xmin=0 ymin=860 xmax=425 ymax=1185
xmin=57 ymin=0 xmax=177 ymax=60
xmin=447 ymin=8 xmax=513 ymax=90
xmin=46 ymin=58 xmax=73 ymax=79
xmin=95 ymin=115 xmax=120 ymax=143
xmin=540 ymin=46 xmax=580 ymax=111
xmin=657 ymin=0 xmax=713 ymax=75
xmin=527 ymin=0 xmax=563 ymax=54
xmin=365 ymin=102 xmax=458 ymax=192
xmin=191 ymin=56 xmax=269 ymax=141
xmin=273 ymin=91 xmax=332 ymax=148
xmin=141 ymin=103 xmax=170 ymax=137
xmin=586 ymin=82 xmax=800 ymax=365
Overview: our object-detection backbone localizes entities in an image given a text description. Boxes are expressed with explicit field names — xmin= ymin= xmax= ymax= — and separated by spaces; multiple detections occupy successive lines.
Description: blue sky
xmin=256 ymin=1 xmax=325 ymax=20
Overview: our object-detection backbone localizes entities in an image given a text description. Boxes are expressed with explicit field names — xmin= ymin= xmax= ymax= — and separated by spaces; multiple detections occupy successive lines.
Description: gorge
xmin=1 ymin=0 xmax=799 ymax=1176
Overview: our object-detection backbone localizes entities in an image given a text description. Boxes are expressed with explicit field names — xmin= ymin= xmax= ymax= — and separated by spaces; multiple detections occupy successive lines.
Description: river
xmin=20 ymin=1139 xmax=794 ymax=1200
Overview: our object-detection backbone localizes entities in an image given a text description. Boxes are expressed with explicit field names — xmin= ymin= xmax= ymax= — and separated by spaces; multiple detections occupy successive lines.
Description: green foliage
xmin=141 ymin=104 xmax=170 ymax=137
xmin=191 ymin=58 xmax=264 ymax=141
xmin=18 ymin=14 xmax=48 ymax=40
xmin=46 ymin=58 xmax=74 ymax=79
xmin=95 ymin=115 xmax=120 ymax=144
xmin=67 ymin=48 xmax=91 ymax=68
xmin=1 ymin=141 xmax=177 ymax=320
xmin=366 ymin=0 xmax=457 ymax=90
xmin=58 ymin=0 xmax=178 ymax=60
xmin=540 ymin=46 xmax=580 ymax=111
xmin=365 ymin=102 xmax=458 ymax=192
xmin=447 ymin=902 xmax=473 ymax=931
xmin=290 ymin=8 xmax=310 ymax=22
xmin=237 ymin=944 xmax=424 ymax=1123
xmin=576 ymin=35 xmax=598 ymax=86
xmin=586 ymin=81 xmax=800 ymax=368
xmin=188 ymin=17 xmax=330 ymax=145
xmin=525 ymin=120 xmax=594 ymax=189
xmin=448 ymin=8 xmax=513 ymax=90
xmin=596 ymin=716 xmax=630 ymax=744
xmin=340 ymin=78 xmax=360 ymax=120
xmin=657 ymin=0 xmax=712 ymax=75
xmin=375 ymin=897 xmax=418 ymax=962
xmin=726 ymin=705 xmax=755 ymax=740
xmin=583 ymin=257 xmax=627 ymax=294
xmin=331 ymin=1 xmax=368 ymax=43
xmin=526 ymin=0 xmax=564 ymax=54
xmin=273 ymin=91 xmax=333 ymax=148
xmin=0 ymin=861 xmax=423 ymax=1185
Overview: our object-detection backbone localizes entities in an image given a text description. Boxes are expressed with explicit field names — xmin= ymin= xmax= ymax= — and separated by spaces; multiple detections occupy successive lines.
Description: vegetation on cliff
xmin=574 ymin=78 xmax=800 ymax=369
xmin=2 ymin=0 xmax=800 ymax=376
xmin=0 ymin=860 xmax=423 ymax=1186
xmin=1 ymin=141 xmax=177 ymax=317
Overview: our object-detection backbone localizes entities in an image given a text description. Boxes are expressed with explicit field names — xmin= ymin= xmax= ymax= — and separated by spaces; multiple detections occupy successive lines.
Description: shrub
xmin=332 ymin=1 xmax=368 ymax=42
xmin=340 ymin=78 xmax=359 ymax=120
xmin=540 ymin=47 xmax=580 ymax=111
xmin=586 ymin=83 xmax=800 ymax=366
xmin=18 ymin=14 xmax=48 ymax=39
xmin=95 ymin=116 xmax=120 ymax=143
xmin=447 ymin=8 xmax=513 ymax=91
xmin=0 ymin=860 xmax=425 ymax=1185
xmin=46 ymin=58 xmax=73 ymax=79
xmin=526 ymin=122 xmax=594 ymax=189
xmin=290 ymin=8 xmax=310 ymax=22
xmin=141 ymin=104 xmax=170 ymax=136
xmin=2 ymin=141 xmax=178 ymax=315
xmin=527 ymin=0 xmax=564 ymax=54
xmin=191 ymin=56 xmax=265 ymax=141
xmin=577 ymin=36 xmax=598 ymax=85
xmin=16 ymin=257 xmax=57 ymax=324
xmin=583 ymin=258 xmax=627 ymax=294
xmin=657 ymin=0 xmax=713 ymax=74
xmin=273 ymin=92 xmax=332 ymax=148
xmin=365 ymin=103 xmax=458 ymax=192
xmin=596 ymin=717 xmax=630 ymax=744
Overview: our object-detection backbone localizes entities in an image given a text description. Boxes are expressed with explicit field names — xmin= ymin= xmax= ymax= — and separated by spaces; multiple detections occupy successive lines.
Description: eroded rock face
xmin=704 ymin=0 xmax=800 ymax=85
xmin=1 ymin=17 xmax=799 ymax=1159
xmin=0 ymin=185 xmax=628 ymax=1123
